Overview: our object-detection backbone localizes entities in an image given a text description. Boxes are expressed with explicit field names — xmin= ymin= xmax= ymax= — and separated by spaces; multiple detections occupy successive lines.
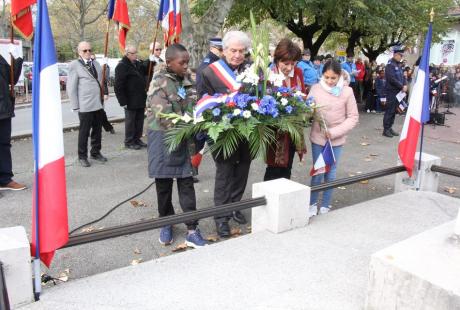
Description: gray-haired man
xmin=67 ymin=41 xmax=108 ymax=167
xmin=200 ymin=31 xmax=252 ymax=237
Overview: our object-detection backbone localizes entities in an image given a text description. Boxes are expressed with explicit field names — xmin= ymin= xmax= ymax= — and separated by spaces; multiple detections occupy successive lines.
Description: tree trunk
xmin=181 ymin=0 xmax=235 ymax=69
xmin=346 ymin=30 xmax=361 ymax=57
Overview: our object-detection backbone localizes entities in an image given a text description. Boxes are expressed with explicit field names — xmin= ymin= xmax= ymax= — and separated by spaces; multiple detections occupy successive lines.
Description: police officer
xmin=196 ymin=38 xmax=223 ymax=97
xmin=383 ymin=46 xmax=407 ymax=138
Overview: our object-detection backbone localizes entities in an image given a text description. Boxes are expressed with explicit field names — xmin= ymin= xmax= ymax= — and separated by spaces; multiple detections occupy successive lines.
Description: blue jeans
xmin=309 ymin=143 xmax=343 ymax=208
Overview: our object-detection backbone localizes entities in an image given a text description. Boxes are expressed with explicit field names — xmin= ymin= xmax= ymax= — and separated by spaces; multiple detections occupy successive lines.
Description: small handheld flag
xmin=310 ymin=140 xmax=336 ymax=176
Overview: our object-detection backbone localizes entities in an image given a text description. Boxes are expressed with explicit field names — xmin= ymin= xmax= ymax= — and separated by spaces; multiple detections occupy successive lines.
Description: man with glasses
xmin=114 ymin=45 xmax=148 ymax=150
xmin=149 ymin=42 xmax=164 ymax=68
xmin=68 ymin=41 xmax=108 ymax=167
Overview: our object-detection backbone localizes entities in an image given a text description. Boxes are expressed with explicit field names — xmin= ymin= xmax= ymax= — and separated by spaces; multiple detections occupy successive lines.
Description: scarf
xmin=319 ymin=76 xmax=344 ymax=96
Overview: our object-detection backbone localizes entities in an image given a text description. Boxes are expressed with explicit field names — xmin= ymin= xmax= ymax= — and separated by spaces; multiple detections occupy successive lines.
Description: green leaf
xmin=207 ymin=122 xmax=225 ymax=142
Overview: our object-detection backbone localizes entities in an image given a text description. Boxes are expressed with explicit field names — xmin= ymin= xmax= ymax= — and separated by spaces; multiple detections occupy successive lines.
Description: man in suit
xmin=114 ymin=45 xmax=147 ymax=150
xmin=67 ymin=41 xmax=108 ymax=167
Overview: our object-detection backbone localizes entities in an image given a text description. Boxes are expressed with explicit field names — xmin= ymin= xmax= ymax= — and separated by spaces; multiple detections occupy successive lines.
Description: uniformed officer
xmin=196 ymin=38 xmax=223 ymax=97
xmin=383 ymin=46 xmax=407 ymax=138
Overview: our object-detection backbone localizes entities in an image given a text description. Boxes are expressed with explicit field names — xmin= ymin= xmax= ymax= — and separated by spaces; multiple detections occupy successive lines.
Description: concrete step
xmin=21 ymin=191 xmax=459 ymax=310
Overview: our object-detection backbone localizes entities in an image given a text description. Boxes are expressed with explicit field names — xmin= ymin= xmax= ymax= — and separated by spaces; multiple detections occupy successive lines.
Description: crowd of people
xmin=8 ymin=28 xmax=450 ymax=248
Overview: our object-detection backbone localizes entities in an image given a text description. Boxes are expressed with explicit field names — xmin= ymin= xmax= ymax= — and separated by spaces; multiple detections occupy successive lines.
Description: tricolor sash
xmin=194 ymin=92 xmax=237 ymax=119
xmin=209 ymin=59 xmax=241 ymax=92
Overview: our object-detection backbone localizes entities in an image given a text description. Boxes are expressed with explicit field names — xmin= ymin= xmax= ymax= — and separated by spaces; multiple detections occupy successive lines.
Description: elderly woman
xmin=146 ymin=43 xmax=206 ymax=248
xmin=264 ymin=38 xmax=306 ymax=181
xmin=308 ymin=60 xmax=359 ymax=216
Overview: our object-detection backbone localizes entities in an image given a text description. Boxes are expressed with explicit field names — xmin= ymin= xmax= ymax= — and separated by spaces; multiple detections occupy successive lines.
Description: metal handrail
xmin=431 ymin=165 xmax=460 ymax=178
xmin=311 ymin=165 xmax=406 ymax=192
xmin=63 ymin=197 xmax=266 ymax=248
xmin=63 ymin=165 xmax=409 ymax=249
xmin=0 ymin=261 xmax=11 ymax=310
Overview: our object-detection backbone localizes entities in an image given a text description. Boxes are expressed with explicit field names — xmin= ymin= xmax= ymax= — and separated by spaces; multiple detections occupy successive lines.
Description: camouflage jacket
xmin=146 ymin=68 xmax=196 ymax=131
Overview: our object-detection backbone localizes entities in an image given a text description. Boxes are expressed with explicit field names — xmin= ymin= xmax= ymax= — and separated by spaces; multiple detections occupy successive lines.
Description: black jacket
xmin=0 ymin=55 xmax=23 ymax=120
xmin=114 ymin=56 xmax=147 ymax=109
xmin=196 ymin=51 xmax=220 ymax=97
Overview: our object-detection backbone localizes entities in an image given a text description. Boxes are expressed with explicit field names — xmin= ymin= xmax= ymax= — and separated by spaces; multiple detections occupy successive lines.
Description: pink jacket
xmin=309 ymin=83 xmax=359 ymax=146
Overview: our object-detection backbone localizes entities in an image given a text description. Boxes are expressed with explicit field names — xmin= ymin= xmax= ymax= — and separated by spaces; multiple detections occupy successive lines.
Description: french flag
xmin=398 ymin=23 xmax=432 ymax=177
xmin=158 ymin=0 xmax=182 ymax=44
xmin=310 ymin=140 xmax=336 ymax=176
xmin=30 ymin=0 xmax=68 ymax=267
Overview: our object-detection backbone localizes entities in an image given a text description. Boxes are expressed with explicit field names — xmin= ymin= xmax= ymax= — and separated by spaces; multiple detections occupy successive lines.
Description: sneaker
xmin=366 ymin=109 xmax=370 ymax=113
xmin=90 ymin=153 xmax=108 ymax=162
xmin=319 ymin=206 xmax=331 ymax=214
xmin=0 ymin=181 xmax=27 ymax=191
xmin=308 ymin=203 xmax=318 ymax=217
xmin=371 ymin=110 xmax=376 ymax=113
xmin=185 ymin=229 xmax=207 ymax=248
xmin=159 ymin=226 xmax=173 ymax=245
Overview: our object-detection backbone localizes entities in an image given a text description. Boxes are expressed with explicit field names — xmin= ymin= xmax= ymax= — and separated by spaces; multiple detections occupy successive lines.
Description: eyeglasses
xmin=81 ymin=49 xmax=92 ymax=53
xmin=155 ymin=48 xmax=162 ymax=51
xmin=128 ymin=51 xmax=138 ymax=54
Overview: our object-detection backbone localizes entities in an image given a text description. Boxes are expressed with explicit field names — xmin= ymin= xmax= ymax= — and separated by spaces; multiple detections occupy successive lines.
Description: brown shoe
xmin=0 ymin=181 xmax=27 ymax=191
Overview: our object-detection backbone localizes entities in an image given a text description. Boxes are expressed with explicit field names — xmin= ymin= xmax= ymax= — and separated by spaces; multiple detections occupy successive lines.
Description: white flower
xmin=295 ymin=90 xmax=306 ymax=97
xmin=236 ymin=65 xmax=259 ymax=85
xmin=280 ymin=98 xmax=288 ymax=106
xmin=251 ymin=103 xmax=259 ymax=111
xmin=172 ymin=118 xmax=179 ymax=124
xmin=242 ymin=110 xmax=252 ymax=119
xmin=193 ymin=115 xmax=205 ymax=124
xmin=268 ymin=71 xmax=285 ymax=87
xmin=277 ymin=92 xmax=282 ymax=97
xmin=233 ymin=109 xmax=242 ymax=116
xmin=181 ymin=114 xmax=192 ymax=123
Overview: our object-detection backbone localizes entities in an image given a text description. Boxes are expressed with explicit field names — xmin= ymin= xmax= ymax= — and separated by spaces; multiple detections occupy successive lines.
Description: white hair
xmin=222 ymin=31 xmax=251 ymax=50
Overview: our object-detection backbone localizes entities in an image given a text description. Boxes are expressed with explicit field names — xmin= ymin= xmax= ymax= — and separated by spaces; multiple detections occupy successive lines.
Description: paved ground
xmin=1 ymin=105 xmax=459 ymax=282
xmin=21 ymin=191 xmax=459 ymax=310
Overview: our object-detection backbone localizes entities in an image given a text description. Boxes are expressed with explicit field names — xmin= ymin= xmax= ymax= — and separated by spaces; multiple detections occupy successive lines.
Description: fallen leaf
xmin=369 ymin=153 xmax=379 ymax=157
xmin=98 ymin=226 xmax=105 ymax=230
xmin=356 ymin=171 xmax=362 ymax=174
xmin=360 ymin=180 xmax=369 ymax=184
xmin=203 ymin=189 xmax=210 ymax=193
xmin=172 ymin=243 xmax=189 ymax=252
xmin=444 ymin=187 xmax=457 ymax=194
xmin=230 ymin=227 xmax=241 ymax=237
xmin=246 ymin=225 xmax=252 ymax=233
xmin=360 ymin=142 xmax=370 ymax=146
xmin=371 ymin=186 xmax=376 ymax=191
xmin=130 ymin=200 xmax=147 ymax=208
xmin=386 ymin=187 xmax=392 ymax=190
xmin=81 ymin=226 xmax=95 ymax=233
xmin=131 ymin=258 xmax=143 ymax=265
xmin=64 ymin=268 xmax=70 ymax=274
xmin=205 ymin=235 xmax=219 ymax=242
xmin=134 ymin=248 xmax=141 ymax=254
xmin=364 ymin=157 xmax=373 ymax=162
xmin=338 ymin=186 xmax=346 ymax=190
xmin=348 ymin=173 xmax=356 ymax=177
xmin=58 ymin=274 xmax=69 ymax=282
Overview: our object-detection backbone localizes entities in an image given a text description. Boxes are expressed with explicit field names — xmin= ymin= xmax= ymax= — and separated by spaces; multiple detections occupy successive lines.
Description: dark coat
xmin=196 ymin=51 xmax=220 ymax=97
xmin=201 ymin=59 xmax=252 ymax=163
xmin=114 ymin=56 xmax=147 ymax=110
xmin=385 ymin=58 xmax=406 ymax=95
xmin=0 ymin=55 xmax=23 ymax=120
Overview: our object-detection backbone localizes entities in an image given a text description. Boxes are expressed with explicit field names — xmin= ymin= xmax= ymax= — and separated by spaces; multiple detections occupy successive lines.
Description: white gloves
xmin=8 ymin=43 xmax=21 ymax=58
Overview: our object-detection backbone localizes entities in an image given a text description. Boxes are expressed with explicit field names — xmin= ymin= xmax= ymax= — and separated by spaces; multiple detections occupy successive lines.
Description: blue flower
xmin=212 ymin=108 xmax=221 ymax=116
xmin=306 ymin=96 xmax=314 ymax=106
xmin=226 ymin=113 xmax=234 ymax=119
xmin=276 ymin=86 xmax=290 ymax=94
xmin=285 ymin=105 xmax=293 ymax=114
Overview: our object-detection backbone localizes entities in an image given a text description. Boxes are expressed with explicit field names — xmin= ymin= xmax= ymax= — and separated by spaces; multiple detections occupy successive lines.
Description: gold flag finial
xmin=430 ymin=8 xmax=435 ymax=23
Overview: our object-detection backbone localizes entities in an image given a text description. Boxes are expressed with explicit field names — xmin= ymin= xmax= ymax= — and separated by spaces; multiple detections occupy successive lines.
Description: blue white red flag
xmin=158 ymin=0 xmax=182 ymax=45
xmin=310 ymin=140 xmax=336 ymax=176
xmin=398 ymin=23 xmax=432 ymax=177
xmin=209 ymin=60 xmax=242 ymax=92
xmin=107 ymin=0 xmax=115 ymax=19
xmin=30 ymin=0 xmax=68 ymax=268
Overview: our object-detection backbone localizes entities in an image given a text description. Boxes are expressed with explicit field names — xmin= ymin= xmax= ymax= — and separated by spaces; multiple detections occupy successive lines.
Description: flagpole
xmin=146 ymin=21 xmax=160 ymax=91
xmin=9 ymin=18 xmax=15 ymax=99
xmin=415 ymin=9 xmax=435 ymax=191
xmin=32 ymin=0 xmax=42 ymax=301
xmin=101 ymin=18 xmax=110 ymax=101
